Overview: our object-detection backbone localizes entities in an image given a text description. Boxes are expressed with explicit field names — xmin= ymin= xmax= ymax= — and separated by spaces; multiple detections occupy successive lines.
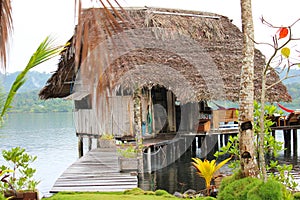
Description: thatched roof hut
xmin=39 ymin=7 xmax=291 ymax=103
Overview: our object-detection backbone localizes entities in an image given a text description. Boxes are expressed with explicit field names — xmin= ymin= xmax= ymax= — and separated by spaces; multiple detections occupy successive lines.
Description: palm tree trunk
xmin=133 ymin=87 xmax=144 ymax=176
xmin=239 ymin=0 xmax=259 ymax=177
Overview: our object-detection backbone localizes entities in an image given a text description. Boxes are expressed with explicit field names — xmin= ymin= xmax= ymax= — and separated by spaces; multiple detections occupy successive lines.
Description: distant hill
xmin=0 ymin=71 xmax=51 ymax=93
xmin=0 ymin=71 xmax=73 ymax=113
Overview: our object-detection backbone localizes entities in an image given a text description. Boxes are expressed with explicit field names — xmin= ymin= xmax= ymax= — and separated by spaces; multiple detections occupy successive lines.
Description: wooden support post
xmin=78 ymin=136 xmax=83 ymax=158
xmin=147 ymin=147 xmax=151 ymax=173
xmin=201 ymin=136 xmax=207 ymax=158
xmin=88 ymin=137 xmax=92 ymax=151
xmin=284 ymin=130 xmax=292 ymax=159
xmin=97 ymin=137 xmax=100 ymax=148
xmin=197 ymin=136 xmax=201 ymax=149
xmin=219 ymin=134 xmax=224 ymax=148
xmin=177 ymin=140 xmax=180 ymax=160
xmin=172 ymin=142 xmax=176 ymax=162
xmin=293 ymin=129 xmax=298 ymax=159
xmin=214 ymin=135 xmax=219 ymax=152
xmin=224 ymin=134 xmax=229 ymax=145
xmin=192 ymin=137 xmax=197 ymax=152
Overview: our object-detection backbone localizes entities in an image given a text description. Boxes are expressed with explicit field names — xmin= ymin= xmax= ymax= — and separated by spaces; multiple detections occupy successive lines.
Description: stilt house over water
xmin=39 ymin=7 xmax=291 ymax=155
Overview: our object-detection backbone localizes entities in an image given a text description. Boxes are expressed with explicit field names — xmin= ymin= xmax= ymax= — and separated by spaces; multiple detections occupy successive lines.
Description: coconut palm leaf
xmin=0 ymin=0 xmax=13 ymax=69
xmin=0 ymin=36 xmax=65 ymax=120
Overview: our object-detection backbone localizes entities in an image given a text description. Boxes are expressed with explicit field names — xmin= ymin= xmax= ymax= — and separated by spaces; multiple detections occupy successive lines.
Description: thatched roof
xmin=39 ymin=7 xmax=291 ymax=103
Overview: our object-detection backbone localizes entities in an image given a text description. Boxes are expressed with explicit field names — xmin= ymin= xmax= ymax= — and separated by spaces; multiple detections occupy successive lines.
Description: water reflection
xmin=140 ymin=149 xmax=206 ymax=194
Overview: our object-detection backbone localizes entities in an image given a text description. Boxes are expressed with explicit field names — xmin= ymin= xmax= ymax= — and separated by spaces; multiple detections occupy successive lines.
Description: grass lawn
xmin=45 ymin=189 xmax=216 ymax=200
xmin=46 ymin=192 xmax=178 ymax=200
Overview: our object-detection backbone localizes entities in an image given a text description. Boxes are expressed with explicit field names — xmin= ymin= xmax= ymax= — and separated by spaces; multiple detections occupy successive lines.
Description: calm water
xmin=0 ymin=113 xmax=207 ymax=196
xmin=0 ymin=113 xmax=77 ymax=197
xmin=0 ymin=113 xmax=299 ymax=197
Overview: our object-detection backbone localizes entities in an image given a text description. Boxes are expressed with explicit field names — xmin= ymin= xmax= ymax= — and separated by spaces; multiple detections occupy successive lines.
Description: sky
xmin=7 ymin=0 xmax=300 ymax=73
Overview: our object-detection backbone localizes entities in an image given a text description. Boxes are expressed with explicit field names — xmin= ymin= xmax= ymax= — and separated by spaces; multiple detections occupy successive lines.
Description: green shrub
xmin=144 ymin=191 xmax=155 ymax=195
xmin=123 ymin=188 xmax=145 ymax=195
xmin=218 ymin=171 xmax=243 ymax=192
xmin=218 ymin=177 xmax=293 ymax=200
xmin=253 ymin=179 xmax=282 ymax=200
xmin=294 ymin=192 xmax=300 ymax=199
xmin=217 ymin=177 xmax=262 ymax=200
xmin=0 ymin=193 xmax=5 ymax=200
xmin=155 ymin=189 xmax=171 ymax=196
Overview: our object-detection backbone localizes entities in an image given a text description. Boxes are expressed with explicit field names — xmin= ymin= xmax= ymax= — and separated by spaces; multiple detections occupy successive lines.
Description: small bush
xmin=123 ymin=188 xmax=145 ymax=195
xmin=144 ymin=191 xmax=155 ymax=195
xmin=155 ymin=189 xmax=171 ymax=196
xmin=217 ymin=177 xmax=262 ymax=200
xmin=218 ymin=177 xmax=293 ymax=200
xmin=218 ymin=171 xmax=243 ymax=192
xmin=252 ymin=179 xmax=283 ymax=200
xmin=294 ymin=192 xmax=300 ymax=199
xmin=0 ymin=193 xmax=5 ymax=200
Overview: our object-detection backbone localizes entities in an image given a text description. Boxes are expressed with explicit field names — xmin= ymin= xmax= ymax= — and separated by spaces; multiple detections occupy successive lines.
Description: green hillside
xmin=9 ymin=90 xmax=73 ymax=113
xmin=0 ymin=71 xmax=73 ymax=113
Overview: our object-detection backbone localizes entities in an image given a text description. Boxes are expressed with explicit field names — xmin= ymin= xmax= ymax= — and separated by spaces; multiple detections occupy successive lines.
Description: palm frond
xmin=0 ymin=0 xmax=13 ymax=69
xmin=0 ymin=36 xmax=65 ymax=118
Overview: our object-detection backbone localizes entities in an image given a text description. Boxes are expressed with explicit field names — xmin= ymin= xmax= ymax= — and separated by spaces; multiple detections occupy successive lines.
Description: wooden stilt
xmin=78 ymin=136 xmax=83 ymax=158
xmin=284 ymin=130 xmax=291 ymax=159
xmin=88 ymin=137 xmax=92 ymax=151
xmin=293 ymin=129 xmax=298 ymax=159
xmin=224 ymin=134 xmax=229 ymax=145
xmin=97 ymin=138 xmax=100 ymax=148
xmin=197 ymin=136 xmax=201 ymax=148
xmin=192 ymin=138 xmax=197 ymax=152
xmin=147 ymin=147 xmax=151 ymax=173
xmin=219 ymin=134 xmax=224 ymax=148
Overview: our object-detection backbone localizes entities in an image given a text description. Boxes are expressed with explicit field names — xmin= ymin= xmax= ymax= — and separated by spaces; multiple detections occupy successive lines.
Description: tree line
xmin=9 ymin=90 xmax=73 ymax=113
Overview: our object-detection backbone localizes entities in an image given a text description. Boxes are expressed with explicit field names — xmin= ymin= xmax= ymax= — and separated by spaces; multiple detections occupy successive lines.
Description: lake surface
xmin=0 ymin=113 xmax=77 ymax=197
xmin=0 ymin=113 xmax=299 ymax=197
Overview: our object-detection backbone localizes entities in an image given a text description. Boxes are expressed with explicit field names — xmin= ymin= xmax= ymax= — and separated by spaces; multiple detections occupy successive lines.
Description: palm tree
xmin=0 ymin=0 xmax=13 ymax=70
xmin=238 ymin=0 xmax=259 ymax=177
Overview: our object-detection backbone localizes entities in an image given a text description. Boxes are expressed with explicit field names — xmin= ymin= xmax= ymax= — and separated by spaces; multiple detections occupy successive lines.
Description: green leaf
xmin=0 ymin=36 xmax=65 ymax=118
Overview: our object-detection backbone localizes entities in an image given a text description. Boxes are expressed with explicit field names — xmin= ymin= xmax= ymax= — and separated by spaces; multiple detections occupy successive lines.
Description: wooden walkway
xmin=50 ymin=148 xmax=138 ymax=193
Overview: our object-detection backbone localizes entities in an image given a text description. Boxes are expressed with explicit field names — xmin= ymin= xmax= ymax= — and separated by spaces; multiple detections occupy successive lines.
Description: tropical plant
xmin=215 ymin=101 xmax=298 ymax=190
xmin=100 ymin=133 xmax=114 ymax=140
xmin=191 ymin=156 xmax=231 ymax=195
xmin=117 ymin=144 xmax=137 ymax=158
xmin=217 ymin=176 xmax=292 ymax=200
xmin=0 ymin=147 xmax=39 ymax=192
xmin=0 ymin=0 xmax=13 ymax=69
xmin=214 ymin=135 xmax=240 ymax=173
xmin=256 ymin=18 xmax=300 ymax=181
xmin=0 ymin=36 xmax=65 ymax=125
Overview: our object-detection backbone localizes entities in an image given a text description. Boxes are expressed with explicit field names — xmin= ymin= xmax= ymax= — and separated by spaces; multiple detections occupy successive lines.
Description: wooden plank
xmin=50 ymin=148 xmax=137 ymax=193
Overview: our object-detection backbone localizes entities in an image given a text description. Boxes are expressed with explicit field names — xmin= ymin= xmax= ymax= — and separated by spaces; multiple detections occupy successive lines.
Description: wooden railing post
xmin=78 ymin=135 xmax=83 ymax=158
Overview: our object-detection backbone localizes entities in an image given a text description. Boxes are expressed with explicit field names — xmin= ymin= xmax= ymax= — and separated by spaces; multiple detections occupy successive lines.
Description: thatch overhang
xmin=39 ymin=7 xmax=292 ymax=103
